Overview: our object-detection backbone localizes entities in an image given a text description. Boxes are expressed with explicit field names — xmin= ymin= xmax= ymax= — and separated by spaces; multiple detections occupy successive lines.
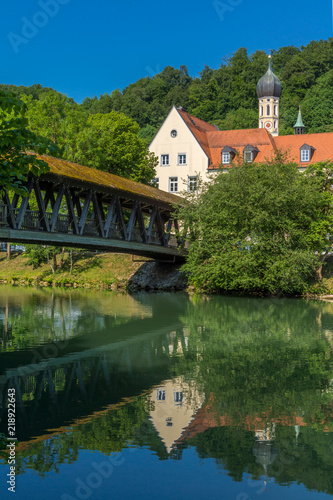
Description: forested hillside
xmin=2 ymin=38 xmax=333 ymax=162
xmin=85 ymin=38 xmax=333 ymax=138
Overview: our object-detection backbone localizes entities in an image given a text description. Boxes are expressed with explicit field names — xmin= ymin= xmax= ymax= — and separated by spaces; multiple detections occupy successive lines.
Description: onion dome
xmin=256 ymin=56 xmax=282 ymax=99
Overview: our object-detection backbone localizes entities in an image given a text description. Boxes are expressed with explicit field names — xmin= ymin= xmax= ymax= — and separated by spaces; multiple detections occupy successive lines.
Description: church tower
xmin=256 ymin=55 xmax=282 ymax=136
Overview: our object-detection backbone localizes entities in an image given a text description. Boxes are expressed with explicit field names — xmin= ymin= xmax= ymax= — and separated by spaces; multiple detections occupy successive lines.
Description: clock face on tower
xmin=265 ymin=121 xmax=272 ymax=130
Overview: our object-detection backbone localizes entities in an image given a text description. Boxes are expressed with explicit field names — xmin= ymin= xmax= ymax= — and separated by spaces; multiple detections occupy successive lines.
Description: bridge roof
xmin=37 ymin=154 xmax=185 ymax=209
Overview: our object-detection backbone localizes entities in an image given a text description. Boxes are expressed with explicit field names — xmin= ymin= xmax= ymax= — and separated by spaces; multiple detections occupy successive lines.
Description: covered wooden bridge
xmin=0 ymin=155 xmax=187 ymax=261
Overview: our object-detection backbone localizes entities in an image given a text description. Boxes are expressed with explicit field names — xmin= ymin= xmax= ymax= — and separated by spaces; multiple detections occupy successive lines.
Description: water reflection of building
xmin=254 ymin=422 xmax=276 ymax=442
xmin=148 ymin=377 xmax=204 ymax=453
xmin=253 ymin=440 xmax=278 ymax=486
xmin=253 ymin=423 xmax=278 ymax=487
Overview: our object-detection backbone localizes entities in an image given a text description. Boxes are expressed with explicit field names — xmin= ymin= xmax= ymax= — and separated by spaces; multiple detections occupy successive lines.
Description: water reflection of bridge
xmin=0 ymin=320 xmax=190 ymax=442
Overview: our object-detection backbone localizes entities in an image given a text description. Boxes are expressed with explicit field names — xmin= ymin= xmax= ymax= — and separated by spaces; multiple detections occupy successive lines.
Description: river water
xmin=0 ymin=286 xmax=332 ymax=500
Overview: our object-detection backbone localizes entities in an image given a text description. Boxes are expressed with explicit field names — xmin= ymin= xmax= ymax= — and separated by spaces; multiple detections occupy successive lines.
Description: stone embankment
xmin=127 ymin=261 xmax=188 ymax=291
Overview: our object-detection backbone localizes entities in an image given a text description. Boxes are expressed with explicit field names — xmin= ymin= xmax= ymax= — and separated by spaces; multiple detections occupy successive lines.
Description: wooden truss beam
xmin=0 ymin=175 xmax=186 ymax=257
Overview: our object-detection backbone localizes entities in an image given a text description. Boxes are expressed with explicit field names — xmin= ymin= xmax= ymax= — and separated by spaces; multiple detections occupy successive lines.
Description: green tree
xmin=305 ymin=161 xmax=333 ymax=278
xmin=0 ymin=91 xmax=56 ymax=194
xmin=138 ymin=124 xmax=158 ymax=146
xmin=24 ymin=90 xmax=87 ymax=158
xmin=74 ymin=111 xmax=157 ymax=183
xmin=177 ymin=156 xmax=330 ymax=294
xmin=301 ymin=71 xmax=333 ymax=132
xmin=215 ymin=107 xmax=257 ymax=130
xmin=24 ymin=245 xmax=69 ymax=274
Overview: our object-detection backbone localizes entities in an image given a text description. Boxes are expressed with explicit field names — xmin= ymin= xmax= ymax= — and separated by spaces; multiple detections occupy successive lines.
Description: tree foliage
xmin=24 ymin=245 xmax=70 ymax=274
xmin=10 ymin=91 xmax=157 ymax=184
xmin=3 ymin=38 xmax=333 ymax=166
xmin=77 ymin=39 xmax=333 ymax=134
xmin=177 ymin=157 xmax=332 ymax=294
xmin=0 ymin=91 xmax=56 ymax=194
xmin=3 ymin=38 xmax=333 ymax=187
xmin=73 ymin=111 xmax=157 ymax=183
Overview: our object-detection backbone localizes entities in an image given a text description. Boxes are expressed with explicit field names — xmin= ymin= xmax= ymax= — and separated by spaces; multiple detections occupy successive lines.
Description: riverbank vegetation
xmin=177 ymin=158 xmax=333 ymax=295
xmin=2 ymin=39 xmax=333 ymax=295
xmin=0 ymin=251 xmax=143 ymax=289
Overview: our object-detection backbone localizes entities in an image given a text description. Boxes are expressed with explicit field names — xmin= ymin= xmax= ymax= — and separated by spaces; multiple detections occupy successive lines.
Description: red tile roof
xmin=177 ymin=108 xmax=217 ymax=133
xmin=175 ymin=108 xmax=333 ymax=168
xmin=177 ymin=108 xmax=217 ymax=159
xmin=274 ymin=133 xmax=333 ymax=165
xmin=207 ymin=129 xmax=276 ymax=168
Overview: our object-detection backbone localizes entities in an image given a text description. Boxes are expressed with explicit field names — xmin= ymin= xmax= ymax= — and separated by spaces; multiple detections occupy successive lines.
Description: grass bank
xmin=1 ymin=250 xmax=333 ymax=297
xmin=0 ymin=250 xmax=145 ymax=289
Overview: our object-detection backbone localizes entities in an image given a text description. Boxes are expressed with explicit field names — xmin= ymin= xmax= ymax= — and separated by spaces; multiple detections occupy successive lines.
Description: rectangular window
xmin=301 ymin=149 xmax=310 ymax=162
xmin=161 ymin=154 xmax=169 ymax=166
xmin=222 ymin=152 xmax=230 ymax=164
xmin=243 ymin=151 xmax=253 ymax=163
xmin=169 ymin=177 xmax=178 ymax=193
xmin=187 ymin=176 xmax=198 ymax=192
xmin=157 ymin=389 xmax=166 ymax=401
xmin=177 ymin=154 xmax=187 ymax=165
xmin=152 ymin=178 xmax=159 ymax=189
xmin=173 ymin=391 xmax=183 ymax=404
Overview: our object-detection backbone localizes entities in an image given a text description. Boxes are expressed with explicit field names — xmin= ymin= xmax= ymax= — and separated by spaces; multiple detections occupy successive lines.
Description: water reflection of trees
xmin=176 ymin=295 xmax=333 ymax=427
xmin=1 ymin=293 xmax=333 ymax=495
xmin=13 ymin=397 xmax=150 ymax=478
xmin=9 ymin=398 xmax=333 ymax=495
xmin=0 ymin=287 xmax=153 ymax=353
xmin=184 ymin=425 xmax=333 ymax=495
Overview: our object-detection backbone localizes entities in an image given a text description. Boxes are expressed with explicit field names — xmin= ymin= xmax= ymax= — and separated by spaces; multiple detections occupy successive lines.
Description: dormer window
xmin=244 ymin=150 xmax=253 ymax=163
xmin=301 ymin=149 xmax=310 ymax=162
xmin=222 ymin=152 xmax=230 ymax=164
xmin=243 ymin=145 xmax=259 ymax=163
xmin=221 ymin=146 xmax=237 ymax=164
xmin=300 ymin=144 xmax=315 ymax=163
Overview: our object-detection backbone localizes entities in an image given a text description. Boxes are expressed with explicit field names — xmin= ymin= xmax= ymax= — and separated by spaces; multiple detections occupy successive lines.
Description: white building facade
xmin=149 ymin=106 xmax=216 ymax=194
xmin=149 ymin=58 xmax=333 ymax=194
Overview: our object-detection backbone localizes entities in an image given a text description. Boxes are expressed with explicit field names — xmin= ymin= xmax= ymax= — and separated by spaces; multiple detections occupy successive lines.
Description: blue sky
xmin=1 ymin=0 xmax=332 ymax=103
